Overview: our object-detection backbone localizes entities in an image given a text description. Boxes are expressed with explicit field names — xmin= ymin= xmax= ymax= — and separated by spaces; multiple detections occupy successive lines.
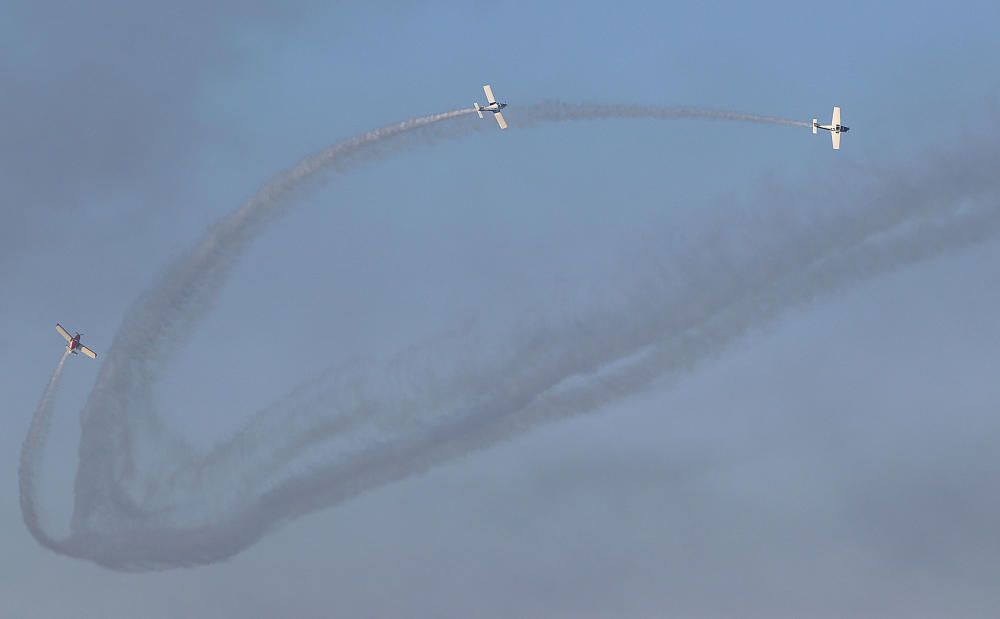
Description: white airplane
xmin=813 ymin=106 xmax=850 ymax=150
xmin=474 ymin=84 xmax=508 ymax=129
xmin=56 ymin=323 xmax=97 ymax=359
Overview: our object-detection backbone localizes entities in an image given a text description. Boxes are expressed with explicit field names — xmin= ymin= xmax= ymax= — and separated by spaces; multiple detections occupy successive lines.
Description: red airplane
xmin=56 ymin=323 xmax=97 ymax=359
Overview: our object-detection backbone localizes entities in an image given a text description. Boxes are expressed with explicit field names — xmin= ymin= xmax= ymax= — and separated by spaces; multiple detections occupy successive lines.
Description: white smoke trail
xmin=21 ymin=102 xmax=998 ymax=569
xmin=66 ymin=103 xmax=810 ymax=541
xmin=18 ymin=350 xmax=71 ymax=553
xmin=520 ymin=101 xmax=813 ymax=127
xmin=242 ymin=196 xmax=1000 ymax=534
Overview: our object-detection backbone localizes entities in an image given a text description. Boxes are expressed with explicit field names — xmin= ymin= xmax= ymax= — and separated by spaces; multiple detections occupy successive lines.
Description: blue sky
xmin=2 ymin=1 xmax=1000 ymax=616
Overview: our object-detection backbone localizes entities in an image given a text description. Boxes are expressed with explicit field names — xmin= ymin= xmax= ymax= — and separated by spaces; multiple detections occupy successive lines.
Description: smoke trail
xmin=521 ymin=101 xmax=813 ymax=127
xmin=67 ymin=103 xmax=809 ymax=540
xmin=235 ymin=190 xmax=1000 ymax=540
xmin=21 ymin=102 xmax=998 ymax=569
xmin=19 ymin=350 xmax=71 ymax=553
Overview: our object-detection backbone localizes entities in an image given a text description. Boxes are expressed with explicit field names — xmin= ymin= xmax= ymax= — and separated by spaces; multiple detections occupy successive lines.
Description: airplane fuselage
xmin=814 ymin=122 xmax=849 ymax=134
xmin=478 ymin=102 xmax=506 ymax=113
xmin=68 ymin=334 xmax=82 ymax=353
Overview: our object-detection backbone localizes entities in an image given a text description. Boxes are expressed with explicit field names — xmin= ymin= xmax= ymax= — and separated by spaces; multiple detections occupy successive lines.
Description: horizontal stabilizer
xmin=812 ymin=119 xmax=817 ymax=134
xmin=475 ymin=103 xmax=483 ymax=119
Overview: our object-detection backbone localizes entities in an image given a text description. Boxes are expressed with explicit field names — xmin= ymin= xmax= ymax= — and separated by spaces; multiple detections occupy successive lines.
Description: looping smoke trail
xmin=21 ymin=101 xmax=998 ymax=570
xmin=240 ymin=197 xmax=1000 ymax=535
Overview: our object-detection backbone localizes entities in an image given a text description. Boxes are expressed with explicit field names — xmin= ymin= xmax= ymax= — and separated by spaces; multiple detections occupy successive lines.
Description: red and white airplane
xmin=56 ymin=323 xmax=97 ymax=359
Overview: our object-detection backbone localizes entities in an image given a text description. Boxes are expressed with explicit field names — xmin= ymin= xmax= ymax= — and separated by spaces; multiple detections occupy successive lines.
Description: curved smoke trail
xmin=21 ymin=102 xmax=1000 ymax=569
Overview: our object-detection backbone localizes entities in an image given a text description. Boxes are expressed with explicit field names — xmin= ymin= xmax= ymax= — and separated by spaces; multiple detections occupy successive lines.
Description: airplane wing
xmin=493 ymin=111 xmax=508 ymax=130
xmin=831 ymin=131 xmax=841 ymax=150
xmin=483 ymin=84 xmax=497 ymax=105
xmin=831 ymin=106 xmax=841 ymax=126
xmin=79 ymin=345 xmax=97 ymax=360
xmin=56 ymin=323 xmax=72 ymax=342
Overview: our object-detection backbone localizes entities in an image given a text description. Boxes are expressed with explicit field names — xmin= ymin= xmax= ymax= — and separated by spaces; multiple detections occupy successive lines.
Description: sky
xmin=2 ymin=0 xmax=1000 ymax=616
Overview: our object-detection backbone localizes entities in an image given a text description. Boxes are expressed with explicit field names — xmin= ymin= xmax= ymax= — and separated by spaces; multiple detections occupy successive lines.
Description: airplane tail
xmin=812 ymin=119 xmax=818 ymax=134
xmin=474 ymin=103 xmax=484 ymax=119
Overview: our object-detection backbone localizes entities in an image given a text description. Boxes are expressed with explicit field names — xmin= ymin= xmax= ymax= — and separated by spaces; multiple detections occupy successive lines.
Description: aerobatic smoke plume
xmin=20 ymin=102 xmax=1000 ymax=569
xmin=19 ymin=350 xmax=70 ymax=553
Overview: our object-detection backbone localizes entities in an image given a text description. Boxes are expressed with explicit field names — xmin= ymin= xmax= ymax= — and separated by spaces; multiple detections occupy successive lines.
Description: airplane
xmin=56 ymin=323 xmax=97 ymax=359
xmin=474 ymin=84 xmax=508 ymax=129
xmin=813 ymin=106 xmax=850 ymax=150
